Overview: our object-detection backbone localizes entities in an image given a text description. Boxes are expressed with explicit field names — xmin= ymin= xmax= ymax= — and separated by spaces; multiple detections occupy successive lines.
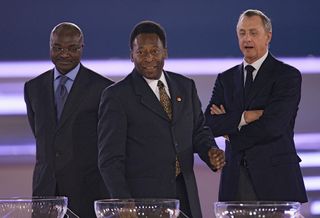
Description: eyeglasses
xmin=51 ymin=45 xmax=82 ymax=54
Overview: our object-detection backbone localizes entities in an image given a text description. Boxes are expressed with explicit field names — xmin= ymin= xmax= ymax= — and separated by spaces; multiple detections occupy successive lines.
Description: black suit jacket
xmin=205 ymin=53 xmax=308 ymax=202
xmin=24 ymin=64 xmax=113 ymax=218
xmin=98 ymin=69 xmax=216 ymax=218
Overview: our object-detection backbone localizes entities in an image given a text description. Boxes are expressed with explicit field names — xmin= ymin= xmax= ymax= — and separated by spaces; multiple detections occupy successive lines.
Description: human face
xmin=50 ymin=32 xmax=83 ymax=74
xmin=131 ymin=33 xmax=168 ymax=80
xmin=237 ymin=15 xmax=272 ymax=64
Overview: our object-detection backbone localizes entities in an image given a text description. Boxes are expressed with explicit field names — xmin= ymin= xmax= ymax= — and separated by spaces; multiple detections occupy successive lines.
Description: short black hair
xmin=129 ymin=20 xmax=167 ymax=49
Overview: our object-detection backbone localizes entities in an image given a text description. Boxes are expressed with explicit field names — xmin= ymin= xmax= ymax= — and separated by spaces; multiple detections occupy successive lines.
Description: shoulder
xmin=268 ymin=55 xmax=301 ymax=78
xmin=80 ymin=65 xmax=114 ymax=85
xmin=165 ymin=70 xmax=194 ymax=84
xmin=101 ymin=73 xmax=132 ymax=96
xmin=217 ymin=64 xmax=241 ymax=80
xmin=223 ymin=65 xmax=240 ymax=75
xmin=24 ymin=69 xmax=52 ymax=87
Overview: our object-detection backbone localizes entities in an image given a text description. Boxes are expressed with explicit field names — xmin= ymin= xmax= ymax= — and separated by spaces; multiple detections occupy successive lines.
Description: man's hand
xmin=208 ymin=148 xmax=225 ymax=171
xmin=210 ymin=104 xmax=226 ymax=115
xmin=244 ymin=110 xmax=264 ymax=124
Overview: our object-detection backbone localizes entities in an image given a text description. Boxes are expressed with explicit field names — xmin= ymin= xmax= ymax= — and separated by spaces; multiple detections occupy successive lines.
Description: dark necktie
xmin=157 ymin=80 xmax=181 ymax=176
xmin=55 ymin=75 xmax=69 ymax=121
xmin=244 ymin=65 xmax=255 ymax=99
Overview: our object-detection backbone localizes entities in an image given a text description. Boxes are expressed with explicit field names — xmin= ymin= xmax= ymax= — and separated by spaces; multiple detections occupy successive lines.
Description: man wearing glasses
xmin=24 ymin=22 xmax=113 ymax=217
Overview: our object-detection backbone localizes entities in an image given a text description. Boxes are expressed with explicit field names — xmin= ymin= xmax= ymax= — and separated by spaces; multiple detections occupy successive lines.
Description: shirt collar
xmin=243 ymin=51 xmax=268 ymax=72
xmin=54 ymin=63 xmax=80 ymax=81
xmin=143 ymin=71 xmax=169 ymax=88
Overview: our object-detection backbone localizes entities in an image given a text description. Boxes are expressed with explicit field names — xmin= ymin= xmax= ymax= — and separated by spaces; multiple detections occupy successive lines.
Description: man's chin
xmin=243 ymin=54 xmax=257 ymax=63
xmin=138 ymin=69 xmax=162 ymax=80
xmin=56 ymin=63 xmax=77 ymax=73
xmin=56 ymin=66 xmax=73 ymax=74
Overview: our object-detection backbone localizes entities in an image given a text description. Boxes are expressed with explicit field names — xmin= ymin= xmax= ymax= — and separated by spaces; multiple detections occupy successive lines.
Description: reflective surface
xmin=0 ymin=196 xmax=68 ymax=218
xmin=94 ymin=199 xmax=180 ymax=218
xmin=214 ymin=201 xmax=301 ymax=218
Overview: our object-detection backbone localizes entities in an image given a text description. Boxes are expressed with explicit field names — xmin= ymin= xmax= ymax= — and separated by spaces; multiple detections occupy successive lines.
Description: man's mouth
xmin=244 ymin=46 xmax=254 ymax=49
xmin=143 ymin=66 xmax=157 ymax=70
xmin=58 ymin=60 xmax=72 ymax=65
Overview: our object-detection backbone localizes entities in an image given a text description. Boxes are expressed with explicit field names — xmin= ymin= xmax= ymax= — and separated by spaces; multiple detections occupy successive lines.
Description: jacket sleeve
xmin=190 ymin=80 xmax=218 ymax=168
xmin=205 ymin=73 xmax=243 ymax=137
xmin=97 ymin=88 xmax=131 ymax=198
xmin=24 ymin=82 xmax=36 ymax=136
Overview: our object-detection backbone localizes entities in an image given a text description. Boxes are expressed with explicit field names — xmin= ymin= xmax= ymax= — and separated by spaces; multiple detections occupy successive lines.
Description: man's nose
xmin=144 ymin=52 xmax=154 ymax=61
xmin=244 ymin=33 xmax=252 ymax=41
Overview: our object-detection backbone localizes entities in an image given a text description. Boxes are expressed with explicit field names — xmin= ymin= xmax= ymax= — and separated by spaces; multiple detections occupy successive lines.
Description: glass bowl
xmin=0 ymin=196 xmax=68 ymax=218
xmin=94 ymin=199 xmax=180 ymax=218
xmin=214 ymin=201 xmax=301 ymax=218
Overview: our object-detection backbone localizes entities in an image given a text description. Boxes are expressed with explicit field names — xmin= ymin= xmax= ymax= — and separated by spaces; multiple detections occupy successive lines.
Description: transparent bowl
xmin=94 ymin=199 xmax=180 ymax=218
xmin=0 ymin=196 xmax=68 ymax=218
xmin=214 ymin=201 xmax=301 ymax=218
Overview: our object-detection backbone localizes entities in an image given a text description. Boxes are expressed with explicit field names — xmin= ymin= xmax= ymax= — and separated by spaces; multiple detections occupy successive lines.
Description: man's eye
xmin=69 ymin=47 xmax=79 ymax=52
xmin=152 ymin=50 xmax=160 ymax=54
xmin=53 ymin=47 xmax=63 ymax=52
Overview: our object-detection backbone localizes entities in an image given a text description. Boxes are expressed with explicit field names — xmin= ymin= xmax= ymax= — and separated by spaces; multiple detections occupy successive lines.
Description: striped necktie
xmin=55 ymin=75 xmax=68 ymax=121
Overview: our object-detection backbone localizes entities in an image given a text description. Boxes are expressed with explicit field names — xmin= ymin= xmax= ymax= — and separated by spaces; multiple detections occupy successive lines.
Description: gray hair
xmin=237 ymin=9 xmax=272 ymax=33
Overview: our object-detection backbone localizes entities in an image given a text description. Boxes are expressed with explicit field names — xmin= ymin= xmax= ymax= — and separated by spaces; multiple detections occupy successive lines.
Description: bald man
xmin=24 ymin=22 xmax=113 ymax=217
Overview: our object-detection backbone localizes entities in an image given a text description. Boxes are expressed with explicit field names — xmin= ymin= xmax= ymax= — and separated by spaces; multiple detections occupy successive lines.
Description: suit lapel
xmin=233 ymin=64 xmax=245 ymax=109
xmin=43 ymin=70 xmax=58 ymax=127
xmin=57 ymin=65 xmax=91 ymax=127
xmin=165 ymin=71 xmax=184 ymax=124
xmin=132 ymin=70 xmax=170 ymax=121
xmin=245 ymin=54 xmax=276 ymax=107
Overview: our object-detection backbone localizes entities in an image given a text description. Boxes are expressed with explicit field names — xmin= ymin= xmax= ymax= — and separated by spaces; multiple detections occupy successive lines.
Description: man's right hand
xmin=244 ymin=110 xmax=264 ymax=124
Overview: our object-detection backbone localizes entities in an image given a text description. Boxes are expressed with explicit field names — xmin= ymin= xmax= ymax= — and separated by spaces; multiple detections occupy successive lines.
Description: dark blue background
xmin=2 ymin=0 xmax=319 ymax=60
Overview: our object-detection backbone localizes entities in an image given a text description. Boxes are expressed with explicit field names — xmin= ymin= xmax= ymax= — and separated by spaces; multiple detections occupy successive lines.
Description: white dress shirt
xmin=143 ymin=71 xmax=171 ymax=100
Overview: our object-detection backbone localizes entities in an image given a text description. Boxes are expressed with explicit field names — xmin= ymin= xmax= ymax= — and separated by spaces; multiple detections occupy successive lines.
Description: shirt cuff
xmin=238 ymin=111 xmax=247 ymax=129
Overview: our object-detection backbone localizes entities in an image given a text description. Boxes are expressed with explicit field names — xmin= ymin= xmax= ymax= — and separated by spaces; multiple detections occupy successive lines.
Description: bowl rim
xmin=214 ymin=201 xmax=301 ymax=207
xmin=95 ymin=198 xmax=179 ymax=204
xmin=0 ymin=196 xmax=68 ymax=203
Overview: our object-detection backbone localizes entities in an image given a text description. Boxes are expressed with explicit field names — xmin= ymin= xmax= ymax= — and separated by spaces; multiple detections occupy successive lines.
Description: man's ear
xmin=164 ymin=48 xmax=168 ymax=59
xmin=266 ymin=31 xmax=272 ymax=46
xmin=130 ymin=51 xmax=134 ymax=62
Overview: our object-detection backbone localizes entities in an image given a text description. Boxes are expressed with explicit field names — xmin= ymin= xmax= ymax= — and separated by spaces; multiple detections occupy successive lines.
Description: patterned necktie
xmin=55 ymin=75 xmax=69 ymax=121
xmin=244 ymin=65 xmax=255 ymax=99
xmin=157 ymin=80 xmax=172 ymax=120
xmin=157 ymin=80 xmax=181 ymax=176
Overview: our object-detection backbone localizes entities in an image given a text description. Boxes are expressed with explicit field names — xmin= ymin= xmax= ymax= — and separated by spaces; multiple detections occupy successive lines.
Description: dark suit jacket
xmin=205 ymin=53 xmax=308 ymax=203
xmin=24 ymin=64 xmax=113 ymax=218
xmin=98 ymin=69 xmax=216 ymax=218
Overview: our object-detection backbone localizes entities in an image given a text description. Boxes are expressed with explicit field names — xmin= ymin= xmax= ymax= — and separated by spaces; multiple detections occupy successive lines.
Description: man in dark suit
xmin=24 ymin=22 xmax=113 ymax=217
xmin=98 ymin=21 xmax=225 ymax=218
xmin=205 ymin=9 xmax=307 ymax=203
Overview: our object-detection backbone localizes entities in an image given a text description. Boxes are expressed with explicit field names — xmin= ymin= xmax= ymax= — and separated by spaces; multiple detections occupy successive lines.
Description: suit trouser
xmin=235 ymin=165 xmax=257 ymax=201
xmin=176 ymin=174 xmax=192 ymax=218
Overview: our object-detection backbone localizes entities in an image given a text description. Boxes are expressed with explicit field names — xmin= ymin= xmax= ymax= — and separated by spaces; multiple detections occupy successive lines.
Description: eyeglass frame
xmin=50 ymin=44 xmax=83 ymax=54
